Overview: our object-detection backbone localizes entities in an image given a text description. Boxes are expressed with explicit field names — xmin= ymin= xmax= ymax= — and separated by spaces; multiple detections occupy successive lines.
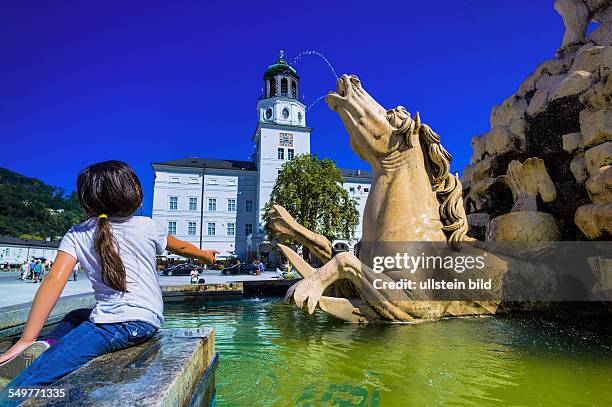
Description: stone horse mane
xmin=420 ymin=122 xmax=468 ymax=246
xmin=391 ymin=107 xmax=468 ymax=246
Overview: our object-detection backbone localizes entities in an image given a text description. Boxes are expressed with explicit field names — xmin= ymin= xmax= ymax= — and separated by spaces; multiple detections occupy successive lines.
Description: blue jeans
xmin=1 ymin=309 xmax=157 ymax=406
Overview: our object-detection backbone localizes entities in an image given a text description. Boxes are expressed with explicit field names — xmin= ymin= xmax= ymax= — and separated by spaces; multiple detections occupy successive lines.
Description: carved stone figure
xmin=486 ymin=158 xmax=561 ymax=244
xmin=555 ymin=0 xmax=590 ymax=49
xmin=267 ymin=75 xmax=571 ymax=322
xmin=588 ymin=256 xmax=612 ymax=292
xmin=555 ymin=0 xmax=612 ymax=51
xmin=501 ymin=158 xmax=557 ymax=212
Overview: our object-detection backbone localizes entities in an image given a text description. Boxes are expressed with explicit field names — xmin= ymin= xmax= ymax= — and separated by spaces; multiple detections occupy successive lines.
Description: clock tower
xmin=253 ymin=50 xmax=312 ymax=230
xmin=257 ymin=49 xmax=306 ymax=126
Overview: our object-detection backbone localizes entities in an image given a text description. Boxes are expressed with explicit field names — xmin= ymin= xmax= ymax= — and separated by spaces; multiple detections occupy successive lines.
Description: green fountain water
xmin=163 ymin=299 xmax=611 ymax=406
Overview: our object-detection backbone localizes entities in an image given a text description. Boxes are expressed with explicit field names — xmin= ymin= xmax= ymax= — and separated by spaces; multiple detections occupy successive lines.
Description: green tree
xmin=0 ymin=167 xmax=85 ymax=240
xmin=263 ymin=154 xmax=359 ymax=243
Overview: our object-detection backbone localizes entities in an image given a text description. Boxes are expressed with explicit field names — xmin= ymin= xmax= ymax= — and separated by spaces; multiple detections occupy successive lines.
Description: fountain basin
xmin=164 ymin=298 xmax=612 ymax=406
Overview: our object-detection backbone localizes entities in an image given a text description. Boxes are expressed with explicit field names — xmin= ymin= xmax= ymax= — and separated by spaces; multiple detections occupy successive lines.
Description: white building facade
xmin=0 ymin=237 xmax=59 ymax=267
xmin=152 ymin=52 xmax=372 ymax=262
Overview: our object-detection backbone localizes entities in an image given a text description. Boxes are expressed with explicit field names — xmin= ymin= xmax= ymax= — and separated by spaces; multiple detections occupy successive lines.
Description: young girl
xmin=0 ymin=160 xmax=216 ymax=397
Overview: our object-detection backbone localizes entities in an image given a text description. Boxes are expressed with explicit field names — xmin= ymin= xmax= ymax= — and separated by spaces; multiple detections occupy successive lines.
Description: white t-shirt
xmin=59 ymin=216 xmax=167 ymax=328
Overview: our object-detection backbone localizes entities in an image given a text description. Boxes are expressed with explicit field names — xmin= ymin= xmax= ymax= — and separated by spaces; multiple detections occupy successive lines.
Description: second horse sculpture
xmin=267 ymin=74 xmax=570 ymax=323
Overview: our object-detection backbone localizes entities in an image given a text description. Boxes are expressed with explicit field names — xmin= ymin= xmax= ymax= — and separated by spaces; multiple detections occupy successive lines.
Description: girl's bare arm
xmin=0 ymin=252 xmax=76 ymax=364
xmin=166 ymin=235 xmax=218 ymax=264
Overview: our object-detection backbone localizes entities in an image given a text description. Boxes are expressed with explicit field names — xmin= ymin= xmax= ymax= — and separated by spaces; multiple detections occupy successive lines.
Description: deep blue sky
xmin=1 ymin=1 xmax=565 ymax=215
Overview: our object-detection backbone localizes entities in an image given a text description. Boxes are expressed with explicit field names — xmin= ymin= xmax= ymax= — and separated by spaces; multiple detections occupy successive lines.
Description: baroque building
xmin=151 ymin=51 xmax=371 ymax=262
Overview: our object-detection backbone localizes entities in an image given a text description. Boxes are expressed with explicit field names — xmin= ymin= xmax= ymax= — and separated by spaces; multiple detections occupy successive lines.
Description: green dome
xmin=263 ymin=50 xmax=299 ymax=80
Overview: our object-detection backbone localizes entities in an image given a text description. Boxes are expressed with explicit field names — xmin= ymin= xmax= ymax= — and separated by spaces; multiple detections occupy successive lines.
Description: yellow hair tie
xmin=98 ymin=214 xmax=108 ymax=219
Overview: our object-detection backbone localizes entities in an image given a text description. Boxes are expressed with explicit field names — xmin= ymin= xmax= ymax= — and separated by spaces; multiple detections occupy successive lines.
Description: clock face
xmin=265 ymin=108 xmax=273 ymax=120
xmin=279 ymin=133 xmax=293 ymax=147
xmin=282 ymin=107 xmax=290 ymax=119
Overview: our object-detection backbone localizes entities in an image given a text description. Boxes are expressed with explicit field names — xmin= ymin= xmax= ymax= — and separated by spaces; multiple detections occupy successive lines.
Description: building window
xmin=291 ymin=80 xmax=297 ymax=98
xmin=188 ymin=222 xmax=196 ymax=236
xmin=208 ymin=198 xmax=217 ymax=211
xmin=245 ymin=223 xmax=253 ymax=236
xmin=278 ymin=148 xmax=284 ymax=160
xmin=228 ymin=179 xmax=237 ymax=186
xmin=227 ymin=199 xmax=236 ymax=212
xmin=189 ymin=197 xmax=197 ymax=211
xmin=364 ymin=188 xmax=369 ymax=193
xmin=270 ymin=78 xmax=276 ymax=97
xmin=169 ymin=177 xmax=179 ymax=183
xmin=169 ymin=196 xmax=178 ymax=211
xmin=189 ymin=177 xmax=198 ymax=184
xmin=227 ymin=223 xmax=235 ymax=236
xmin=207 ymin=223 xmax=216 ymax=236
xmin=349 ymin=187 xmax=355 ymax=193
xmin=208 ymin=178 xmax=217 ymax=185
xmin=245 ymin=200 xmax=253 ymax=212
xmin=287 ymin=148 xmax=294 ymax=160
xmin=281 ymin=77 xmax=288 ymax=96
xmin=168 ymin=221 xmax=177 ymax=235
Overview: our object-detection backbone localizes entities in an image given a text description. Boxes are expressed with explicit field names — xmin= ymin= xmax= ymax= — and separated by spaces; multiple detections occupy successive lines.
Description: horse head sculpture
xmin=327 ymin=74 xmax=467 ymax=247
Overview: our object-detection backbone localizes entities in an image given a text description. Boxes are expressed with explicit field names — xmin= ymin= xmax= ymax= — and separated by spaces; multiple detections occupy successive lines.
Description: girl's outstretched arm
xmin=166 ymin=235 xmax=218 ymax=264
xmin=0 ymin=252 xmax=76 ymax=364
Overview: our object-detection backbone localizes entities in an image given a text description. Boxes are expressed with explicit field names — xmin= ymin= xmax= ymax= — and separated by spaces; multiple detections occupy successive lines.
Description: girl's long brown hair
xmin=77 ymin=161 xmax=143 ymax=292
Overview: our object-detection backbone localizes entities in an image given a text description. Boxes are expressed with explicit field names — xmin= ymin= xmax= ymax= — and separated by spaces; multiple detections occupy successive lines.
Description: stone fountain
xmin=267 ymin=1 xmax=611 ymax=322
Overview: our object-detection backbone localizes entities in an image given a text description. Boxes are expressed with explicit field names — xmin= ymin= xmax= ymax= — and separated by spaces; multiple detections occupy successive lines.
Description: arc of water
xmin=291 ymin=50 xmax=338 ymax=80
xmin=306 ymin=94 xmax=329 ymax=112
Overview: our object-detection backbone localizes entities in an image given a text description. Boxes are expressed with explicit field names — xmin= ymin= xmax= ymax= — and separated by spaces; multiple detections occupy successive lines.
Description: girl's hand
xmin=199 ymin=250 xmax=218 ymax=264
xmin=0 ymin=339 xmax=36 ymax=365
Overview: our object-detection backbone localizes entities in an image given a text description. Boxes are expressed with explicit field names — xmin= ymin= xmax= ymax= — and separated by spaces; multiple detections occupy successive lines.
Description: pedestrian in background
xmin=190 ymin=268 xmax=199 ymax=284
xmin=33 ymin=260 xmax=42 ymax=283
xmin=20 ymin=262 xmax=29 ymax=280
xmin=28 ymin=260 xmax=35 ymax=280
xmin=72 ymin=263 xmax=79 ymax=281
xmin=38 ymin=262 xmax=47 ymax=283
xmin=258 ymin=260 xmax=265 ymax=276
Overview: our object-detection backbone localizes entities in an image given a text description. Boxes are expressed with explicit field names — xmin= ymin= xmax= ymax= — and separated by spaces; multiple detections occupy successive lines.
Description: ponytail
xmin=94 ymin=216 xmax=127 ymax=292
xmin=77 ymin=160 xmax=143 ymax=292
